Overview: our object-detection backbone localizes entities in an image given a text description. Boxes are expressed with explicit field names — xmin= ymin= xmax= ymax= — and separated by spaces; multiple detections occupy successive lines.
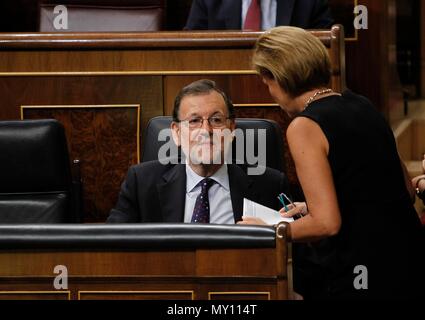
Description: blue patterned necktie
xmin=191 ymin=178 xmax=216 ymax=223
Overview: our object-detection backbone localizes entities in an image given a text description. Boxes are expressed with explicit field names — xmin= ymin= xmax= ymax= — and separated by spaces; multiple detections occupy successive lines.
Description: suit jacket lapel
xmin=157 ymin=164 xmax=186 ymax=222
xmin=223 ymin=0 xmax=242 ymax=29
xmin=276 ymin=0 xmax=295 ymax=26
xmin=228 ymin=164 xmax=253 ymax=222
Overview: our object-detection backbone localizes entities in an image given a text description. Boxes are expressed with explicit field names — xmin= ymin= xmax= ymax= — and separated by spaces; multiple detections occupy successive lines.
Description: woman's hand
xmin=410 ymin=155 xmax=425 ymax=197
xmin=237 ymin=216 xmax=268 ymax=225
xmin=279 ymin=202 xmax=308 ymax=218
xmin=412 ymin=174 xmax=425 ymax=189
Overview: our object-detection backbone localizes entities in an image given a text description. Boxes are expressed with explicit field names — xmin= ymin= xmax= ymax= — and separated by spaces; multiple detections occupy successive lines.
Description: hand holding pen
xmin=277 ymin=193 xmax=308 ymax=219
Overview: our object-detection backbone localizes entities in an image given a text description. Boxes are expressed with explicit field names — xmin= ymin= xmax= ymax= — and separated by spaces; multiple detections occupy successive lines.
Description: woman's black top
xmin=295 ymin=90 xmax=423 ymax=299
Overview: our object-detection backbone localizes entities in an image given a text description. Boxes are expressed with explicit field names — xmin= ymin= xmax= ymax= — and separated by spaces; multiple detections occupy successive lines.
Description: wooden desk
xmin=0 ymin=223 xmax=292 ymax=300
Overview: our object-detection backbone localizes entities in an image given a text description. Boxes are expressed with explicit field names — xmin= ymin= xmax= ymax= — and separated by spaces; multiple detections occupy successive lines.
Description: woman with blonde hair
xmin=240 ymin=26 xmax=423 ymax=299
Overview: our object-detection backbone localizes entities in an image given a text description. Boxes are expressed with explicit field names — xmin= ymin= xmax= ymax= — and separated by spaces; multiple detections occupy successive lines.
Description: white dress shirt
xmin=184 ymin=164 xmax=235 ymax=224
xmin=242 ymin=0 xmax=277 ymax=31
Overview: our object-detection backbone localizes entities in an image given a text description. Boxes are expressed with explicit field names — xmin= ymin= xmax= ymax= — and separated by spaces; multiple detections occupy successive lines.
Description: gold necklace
xmin=304 ymin=88 xmax=333 ymax=110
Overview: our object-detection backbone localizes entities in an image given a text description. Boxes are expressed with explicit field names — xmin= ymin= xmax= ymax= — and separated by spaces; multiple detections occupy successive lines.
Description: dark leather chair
xmin=0 ymin=119 xmax=78 ymax=223
xmin=142 ymin=116 xmax=284 ymax=172
xmin=38 ymin=0 xmax=165 ymax=32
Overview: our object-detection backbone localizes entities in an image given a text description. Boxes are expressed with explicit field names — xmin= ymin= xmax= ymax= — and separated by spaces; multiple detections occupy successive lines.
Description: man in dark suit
xmin=185 ymin=0 xmax=334 ymax=31
xmin=107 ymin=79 xmax=289 ymax=223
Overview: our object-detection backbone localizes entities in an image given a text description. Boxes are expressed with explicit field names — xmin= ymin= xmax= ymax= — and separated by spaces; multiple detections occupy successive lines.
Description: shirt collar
xmin=186 ymin=163 xmax=230 ymax=193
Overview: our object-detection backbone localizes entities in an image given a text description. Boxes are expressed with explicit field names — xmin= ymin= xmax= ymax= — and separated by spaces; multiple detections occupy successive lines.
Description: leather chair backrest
xmin=142 ymin=116 xmax=284 ymax=172
xmin=0 ymin=119 xmax=74 ymax=223
xmin=0 ymin=224 xmax=278 ymax=249
xmin=39 ymin=0 xmax=165 ymax=32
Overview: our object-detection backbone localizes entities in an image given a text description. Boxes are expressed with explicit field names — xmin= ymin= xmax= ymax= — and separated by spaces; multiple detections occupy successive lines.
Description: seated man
xmin=185 ymin=0 xmax=334 ymax=31
xmin=107 ymin=79 xmax=289 ymax=223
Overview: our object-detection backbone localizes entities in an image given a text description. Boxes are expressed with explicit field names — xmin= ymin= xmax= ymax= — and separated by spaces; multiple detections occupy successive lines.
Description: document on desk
xmin=243 ymin=198 xmax=294 ymax=225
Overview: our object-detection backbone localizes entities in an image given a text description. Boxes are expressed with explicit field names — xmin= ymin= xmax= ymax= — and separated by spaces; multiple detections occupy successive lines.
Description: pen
xmin=277 ymin=194 xmax=288 ymax=212
xmin=281 ymin=193 xmax=295 ymax=208
xmin=281 ymin=193 xmax=303 ymax=219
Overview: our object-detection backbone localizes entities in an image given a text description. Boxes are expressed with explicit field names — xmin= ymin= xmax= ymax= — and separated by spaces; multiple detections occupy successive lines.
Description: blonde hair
xmin=252 ymin=26 xmax=331 ymax=97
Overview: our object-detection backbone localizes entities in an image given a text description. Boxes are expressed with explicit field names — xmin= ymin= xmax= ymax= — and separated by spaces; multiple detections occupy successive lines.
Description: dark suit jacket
xmin=107 ymin=161 xmax=289 ymax=223
xmin=185 ymin=0 xmax=334 ymax=30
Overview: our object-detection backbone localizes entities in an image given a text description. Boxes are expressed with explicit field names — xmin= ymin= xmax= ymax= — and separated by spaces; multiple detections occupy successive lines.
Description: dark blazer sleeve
xmin=106 ymin=166 xmax=140 ymax=223
xmin=184 ymin=0 xmax=208 ymax=30
xmin=309 ymin=0 xmax=334 ymax=28
xmin=186 ymin=0 xmax=333 ymax=30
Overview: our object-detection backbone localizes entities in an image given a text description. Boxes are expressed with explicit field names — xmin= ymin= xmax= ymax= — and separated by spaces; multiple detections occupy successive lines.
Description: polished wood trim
xmin=0 ymin=70 xmax=258 ymax=77
xmin=345 ymin=29 xmax=359 ymax=42
xmin=0 ymin=31 xmax=260 ymax=49
xmin=20 ymin=103 xmax=141 ymax=108
xmin=345 ymin=0 xmax=359 ymax=41
xmin=208 ymin=291 xmax=271 ymax=300
xmin=0 ymin=31 xmax=333 ymax=49
xmin=78 ymin=290 xmax=195 ymax=300
xmin=234 ymin=103 xmax=280 ymax=108
xmin=0 ymin=275 xmax=281 ymax=281
xmin=21 ymin=103 xmax=140 ymax=111
xmin=0 ymin=291 xmax=71 ymax=300
xmin=330 ymin=25 xmax=347 ymax=90
xmin=276 ymin=223 xmax=292 ymax=300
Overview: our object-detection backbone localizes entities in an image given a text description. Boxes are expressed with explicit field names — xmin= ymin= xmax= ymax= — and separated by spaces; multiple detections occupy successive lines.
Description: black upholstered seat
xmin=0 ymin=119 xmax=77 ymax=223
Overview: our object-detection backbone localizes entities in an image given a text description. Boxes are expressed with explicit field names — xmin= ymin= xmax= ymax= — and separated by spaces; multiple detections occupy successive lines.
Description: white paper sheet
xmin=243 ymin=198 xmax=294 ymax=225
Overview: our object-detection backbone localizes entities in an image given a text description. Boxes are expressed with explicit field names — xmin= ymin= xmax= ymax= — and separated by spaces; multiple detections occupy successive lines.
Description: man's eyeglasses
xmin=178 ymin=115 xmax=230 ymax=129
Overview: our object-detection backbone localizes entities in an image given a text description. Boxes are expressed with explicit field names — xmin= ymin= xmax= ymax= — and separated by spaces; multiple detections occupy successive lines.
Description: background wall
xmin=0 ymin=0 xmax=420 ymax=120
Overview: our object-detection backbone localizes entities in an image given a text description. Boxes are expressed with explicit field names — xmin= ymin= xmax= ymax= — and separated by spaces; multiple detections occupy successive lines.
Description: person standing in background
xmin=185 ymin=0 xmax=334 ymax=31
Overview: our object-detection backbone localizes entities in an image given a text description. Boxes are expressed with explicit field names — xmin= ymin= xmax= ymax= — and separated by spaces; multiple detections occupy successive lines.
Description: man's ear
xmin=171 ymin=121 xmax=181 ymax=146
